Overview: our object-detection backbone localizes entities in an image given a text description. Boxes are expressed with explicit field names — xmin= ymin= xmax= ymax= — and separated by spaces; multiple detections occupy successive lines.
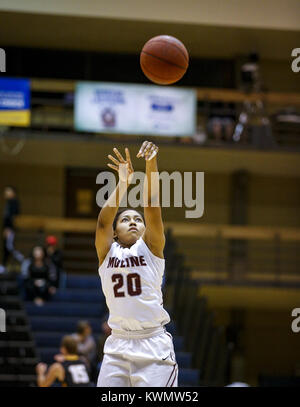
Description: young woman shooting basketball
xmin=95 ymin=141 xmax=178 ymax=387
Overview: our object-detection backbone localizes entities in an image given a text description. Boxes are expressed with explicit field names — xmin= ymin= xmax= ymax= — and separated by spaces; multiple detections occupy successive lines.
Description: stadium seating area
xmin=0 ymin=272 xmax=37 ymax=387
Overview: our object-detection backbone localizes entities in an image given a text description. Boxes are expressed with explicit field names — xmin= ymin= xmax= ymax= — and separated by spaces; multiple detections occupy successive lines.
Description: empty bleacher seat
xmin=66 ymin=275 xmax=102 ymax=290
xmin=34 ymin=332 xmax=65 ymax=348
xmin=0 ymin=341 xmax=36 ymax=358
xmin=29 ymin=316 xmax=103 ymax=333
xmin=34 ymin=332 xmax=97 ymax=348
xmin=52 ymin=289 xmax=103 ymax=303
xmin=0 ymin=296 xmax=23 ymax=310
xmin=173 ymin=336 xmax=184 ymax=352
xmin=3 ymin=326 xmax=32 ymax=342
xmin=25 ymin=302 xmax=105 ymax=318
xmin=38 ymin=347 xmax=60 ymax=364
xmin=176 ymin=352 xmax=192 ymax=368
xmin=178 ymin=368 xmax=200 ymax=386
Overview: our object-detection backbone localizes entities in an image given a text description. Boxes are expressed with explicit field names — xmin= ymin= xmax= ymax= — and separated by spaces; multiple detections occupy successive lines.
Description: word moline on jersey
xmin=98 ymin=237 xmax=170 ymax=331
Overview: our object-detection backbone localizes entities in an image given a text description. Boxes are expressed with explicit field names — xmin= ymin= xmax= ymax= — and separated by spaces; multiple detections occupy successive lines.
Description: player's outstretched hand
xmin=137 ymin=141 xmax=158 ymax=161
xmin=107 ymin=147 xmax=134 ymax=183
xmin=36 ymin=362 xmax=47 ymax=374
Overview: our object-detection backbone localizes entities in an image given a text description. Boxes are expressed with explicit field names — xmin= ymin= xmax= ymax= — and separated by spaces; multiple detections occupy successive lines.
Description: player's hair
xmin=113 ymin=208 xmax=145 ymax=231
xmin=61 ymin=335 xmax=78 ymax=355
xmin=76 ymin=320 xmax=90 ymax=335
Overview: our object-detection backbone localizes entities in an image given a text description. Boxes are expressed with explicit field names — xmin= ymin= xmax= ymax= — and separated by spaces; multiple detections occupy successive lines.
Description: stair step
xmin=173 ymin=336 xmax=184 ymax=352
xmin=0 ymin=296 xmax=23 ymax=310
xmin=6 ymin=311 xmax=29 ymax=327
xmin=0 ymin=281 xmax=19 ymax=295
xmin=1 ymin=330 xmax=33 ymax=342
xmin=5 ymin=357 xmax=39 ymax=365
xmin=178 ymin=368 xmax=200 ymax=386
xmin=25 ymin=302 xmax=105 ymax=318
xmin=0 ymin=341 xmax=37 ymax=358
xmin=52 ymin=289 xmax=104 ymax=303
xmin=65 ymin=275 xmax=102 ymax=289
xmin=29 ymin=316 xmax=104 ymax=333
xmin=176 ymin=352 xmax=192 ymax=368
xmin=0 ymin=364 xmax=36 ymax=375
xmin=0 ymin=374 xmax=36 ymax=386
xmin=33 ymin=332 xmax=97 ymax=348
xmin=64 ymin=261 xmax=98 ymax=272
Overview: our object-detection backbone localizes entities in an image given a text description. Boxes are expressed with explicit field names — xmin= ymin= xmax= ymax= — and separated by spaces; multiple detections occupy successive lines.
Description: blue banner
xmin=0 ymin=78 xmax=31 ymax=126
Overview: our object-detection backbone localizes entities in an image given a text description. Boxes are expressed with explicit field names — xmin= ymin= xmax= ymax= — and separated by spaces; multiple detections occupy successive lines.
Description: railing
xmin=14 ymin=215 xmax=300 ymax=286
xmin=5 ymin=78 xmax=300 ymax=152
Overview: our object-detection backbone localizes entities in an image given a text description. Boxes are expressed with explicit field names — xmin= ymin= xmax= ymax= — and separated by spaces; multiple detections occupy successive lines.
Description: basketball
xmin=140 ymin=35 xmax=189 ymax=85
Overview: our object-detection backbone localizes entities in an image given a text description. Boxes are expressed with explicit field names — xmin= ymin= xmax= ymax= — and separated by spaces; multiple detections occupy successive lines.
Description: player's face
xmin=114 ymin=210 xmax=145 ymax=246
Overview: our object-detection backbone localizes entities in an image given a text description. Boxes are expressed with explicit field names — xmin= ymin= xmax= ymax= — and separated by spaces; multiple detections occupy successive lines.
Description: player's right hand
xmin=137 ymin=141 xmax=159 ymax=161
xmin=108 ymin=147 xmax=134 ymax=183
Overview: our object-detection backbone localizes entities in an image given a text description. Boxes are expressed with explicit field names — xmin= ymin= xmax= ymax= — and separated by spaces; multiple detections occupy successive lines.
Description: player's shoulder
xmin=140 ymin=236 xmax=165 ymax=260
xmin=98 ymin=240 xmax=118 ymax=268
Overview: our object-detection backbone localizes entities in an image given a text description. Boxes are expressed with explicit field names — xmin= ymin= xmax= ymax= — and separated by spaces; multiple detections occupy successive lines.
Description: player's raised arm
xmin=137 ymin=141 xmax=165 ymax=258
xmin=95 ymin=147 xmax=134 ymax=265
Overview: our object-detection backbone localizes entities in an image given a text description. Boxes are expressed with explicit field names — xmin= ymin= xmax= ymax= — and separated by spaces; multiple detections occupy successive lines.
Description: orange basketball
xmin=140 ymin=35 xmax=189 ymax=85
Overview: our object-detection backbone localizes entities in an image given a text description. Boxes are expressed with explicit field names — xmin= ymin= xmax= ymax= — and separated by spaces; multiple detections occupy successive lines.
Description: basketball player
xmin=36 ymin=335 xmax=92 ymax=387
xmin=95 ymin=141 xmax=178 ymax=387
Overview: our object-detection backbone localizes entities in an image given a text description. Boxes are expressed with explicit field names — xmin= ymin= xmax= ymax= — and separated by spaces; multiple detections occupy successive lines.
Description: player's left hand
xmin=137 ymin=141 xmax=158 ymax=161
xmin=108 ymin=147 xmax=134 ymax=183
xmin=36 ymin=363 xmax=47 ymax=374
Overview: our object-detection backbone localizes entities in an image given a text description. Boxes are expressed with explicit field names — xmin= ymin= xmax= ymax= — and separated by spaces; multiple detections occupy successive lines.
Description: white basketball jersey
xmin=98 ymin=237 xmax=170 ymax=331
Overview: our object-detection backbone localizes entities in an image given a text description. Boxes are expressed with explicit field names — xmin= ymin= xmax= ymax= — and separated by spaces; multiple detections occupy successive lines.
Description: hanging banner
xmin=0 ymin=78 xmax=31 ymax=126
xmin=75 ymin=82 xmax=196 ymax=136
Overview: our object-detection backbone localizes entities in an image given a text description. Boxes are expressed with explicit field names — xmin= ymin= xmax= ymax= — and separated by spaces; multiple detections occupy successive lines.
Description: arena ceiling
xmin=0 ymin=11 xmax=299 ymax=60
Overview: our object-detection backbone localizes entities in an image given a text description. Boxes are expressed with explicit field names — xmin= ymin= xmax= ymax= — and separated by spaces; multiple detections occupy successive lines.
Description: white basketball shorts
xmin=97 ymin=326 xmax=178 ymax=387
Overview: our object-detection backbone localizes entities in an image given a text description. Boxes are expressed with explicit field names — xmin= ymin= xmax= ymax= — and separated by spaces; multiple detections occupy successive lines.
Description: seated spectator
xmin=71 ymin=321 xmax=97 ymax=363
xmin=71 ymin=321 xmax=98 ymax=383
xmin=22 ymin=245 xmax=57 ymax=306
xmin=36 ymin=335 xmax=92 ymax=387
xmin=45 ymin=235 xmax=63 ymax=289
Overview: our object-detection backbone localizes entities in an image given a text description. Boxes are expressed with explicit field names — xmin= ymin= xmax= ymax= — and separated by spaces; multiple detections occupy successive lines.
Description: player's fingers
xmin=141 ymin=141 xmax=152 ymax=158
xmin=125 ymin=148 xmax=131 ymax=164
xmin=146 ymin=146 xmax=158 ymax=161
xmin=113 ymin=148 xmax=125 ymax=162
xmin=144 ymin=142 xmax=157 ymax=160
xmin=125 ymin=148 xmax=134 ymax=172
xmin=145 ymin=143 xmax=155 ymax=157
xmin=107 ymin=163 xmax=118 ymax=171
xmin=137 ymin=141 xmax=148 ymax=157
xmin=108 ymin=154 xmax=119 ymax=166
